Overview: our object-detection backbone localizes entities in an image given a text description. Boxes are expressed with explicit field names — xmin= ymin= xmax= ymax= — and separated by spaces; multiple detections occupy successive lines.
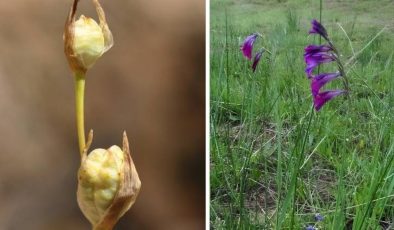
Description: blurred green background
xmin=0 ymin=0 xmax=205 ymax=229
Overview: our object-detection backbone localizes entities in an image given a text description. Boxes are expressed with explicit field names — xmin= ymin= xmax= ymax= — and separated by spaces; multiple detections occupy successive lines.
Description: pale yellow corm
xmin=73 ymin=15 xmax=106 ymax=70
xmin=77 ymin=132 xmax=141 ymax=230
xmin=77 ymin=146 xmax=123 ymax=225
xmin=64 ymin=0 xmax=113 ymax=74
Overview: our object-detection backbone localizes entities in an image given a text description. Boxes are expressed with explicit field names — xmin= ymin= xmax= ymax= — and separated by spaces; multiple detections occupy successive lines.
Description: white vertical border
xmin=205 ymin=0 xmax=210 ymax=229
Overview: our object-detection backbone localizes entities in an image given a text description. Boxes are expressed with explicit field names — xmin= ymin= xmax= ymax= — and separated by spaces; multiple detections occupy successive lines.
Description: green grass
xmin=210 ymin=0 xmax=394 ymax=229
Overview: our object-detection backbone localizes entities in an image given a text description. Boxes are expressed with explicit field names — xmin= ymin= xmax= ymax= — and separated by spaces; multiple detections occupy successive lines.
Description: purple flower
xmin=305 ymin=225 xmax=316 ymax=230
xmin=313 ymin=90 xmax=345 ymax=111
xmin=304 ymin=44 xmax=332 ymax=56
xmin=240 ymin=33 xmax=258 ymax=60
xmin=309 ymin=19 xmax=328 ymax=39
xmin=311 ymin=72 xmax=341 ymax=96
xmin=252 ymin=50 xmax=264 ymax=72
xmin=314 ymin=213 xmax=324 ymax=222
xmin=304 ymin=52 xmax=336 ymax=78
xmin=304 ymin=19 xmax=348 ymax=111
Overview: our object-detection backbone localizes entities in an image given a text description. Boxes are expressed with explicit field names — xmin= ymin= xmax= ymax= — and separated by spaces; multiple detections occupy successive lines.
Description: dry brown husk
xmin=79 ymin=131 xmax=141 ymax=230
xmin=93 ymin=132 xmax=141 ymax=230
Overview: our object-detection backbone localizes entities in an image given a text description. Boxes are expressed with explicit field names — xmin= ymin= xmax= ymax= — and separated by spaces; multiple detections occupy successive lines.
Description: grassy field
xmin=210 ymin=0 xmax=394 ymax=229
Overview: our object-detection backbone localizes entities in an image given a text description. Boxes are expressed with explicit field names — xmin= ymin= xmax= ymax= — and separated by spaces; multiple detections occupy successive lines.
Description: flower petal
xmin=304 ymin=52 xmax=336 ymax=78
xmin=310 ymin=72 xmax=341 ymax=96
xmin=309 ymin=19 xmax=328 ymax=39
xmin=240 ymin=33 xmax=258 ymax=60
xmin=313 ymin=90 xmax=345 ymax=111
xmin=304 ymin=44 xmax=332 ymax=56
xmin=252 ymin=50 xmax=264 ymax=72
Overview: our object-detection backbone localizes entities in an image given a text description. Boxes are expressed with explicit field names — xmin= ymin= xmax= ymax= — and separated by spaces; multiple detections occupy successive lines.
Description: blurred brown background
xmin=0 ymin=0 xmax=205 ymax=229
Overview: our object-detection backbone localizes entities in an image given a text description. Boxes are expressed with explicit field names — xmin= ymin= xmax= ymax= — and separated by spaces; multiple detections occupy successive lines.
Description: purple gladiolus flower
xmin=304 ymin=44 xmax=332 ymax=55
xmin=304 ymin=19 xmax=349 ymax=111
xmin=304 ymin=52 xmax=335 ymax=62
xmin=309 ymin=19 xmax=328 ymax=39
xmin=311 ymin=72 xmax=341 ymax=96
xmin=240 ymin=33 xmax=258 ymax=60
xmin=252 ymin=50 xmax=264 ymax=72
xmin=304 ymin=53 xmax=336 ymax=78
xmin=313 ymin=90 xmax=345 ymax=111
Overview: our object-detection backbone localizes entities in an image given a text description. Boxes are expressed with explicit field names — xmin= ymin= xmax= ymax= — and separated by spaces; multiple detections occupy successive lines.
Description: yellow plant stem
xmin=74 ymin=72 xmax=86 ymax=156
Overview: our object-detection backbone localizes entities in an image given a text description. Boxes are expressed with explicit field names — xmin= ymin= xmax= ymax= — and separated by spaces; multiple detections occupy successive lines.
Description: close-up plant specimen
xmin=63 ymin=0 xmax=141 ymax=229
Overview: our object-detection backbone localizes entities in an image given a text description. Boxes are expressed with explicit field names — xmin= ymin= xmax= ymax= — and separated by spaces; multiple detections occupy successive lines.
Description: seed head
xmin=77 ymin=131 xmax=141 ymax=229
xmin=64 ymin=0 xmax=113 ymax=74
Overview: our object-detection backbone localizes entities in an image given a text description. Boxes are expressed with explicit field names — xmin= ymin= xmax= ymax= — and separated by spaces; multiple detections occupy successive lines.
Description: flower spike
xmin=240 ymin=33 xmax=269 ymax=72
xmin=304 ymin=19 xmax=349 ymax=111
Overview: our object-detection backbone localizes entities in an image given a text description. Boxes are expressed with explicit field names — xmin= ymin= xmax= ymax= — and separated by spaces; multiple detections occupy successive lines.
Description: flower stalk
xmin=74 ymin=72 xmax=86 ymax=156
xmin=329 ymin=42 xmax=350 ymax=93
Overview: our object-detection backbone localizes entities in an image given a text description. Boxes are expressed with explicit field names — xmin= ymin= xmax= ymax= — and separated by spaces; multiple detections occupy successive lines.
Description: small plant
xmin=63 ymin=0 xmax=141 ymax=229
xmin=240 ymin=33 xmax=271 ymax=72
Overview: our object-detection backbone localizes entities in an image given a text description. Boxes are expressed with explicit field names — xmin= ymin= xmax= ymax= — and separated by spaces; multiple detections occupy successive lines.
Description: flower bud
xmin=64 ymin=0 xmax=113 ymax=74
xmin=77 ymin=131 xmax=141 ymax=229
xmin=73 ymin=15 xmax=105 ymax=70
